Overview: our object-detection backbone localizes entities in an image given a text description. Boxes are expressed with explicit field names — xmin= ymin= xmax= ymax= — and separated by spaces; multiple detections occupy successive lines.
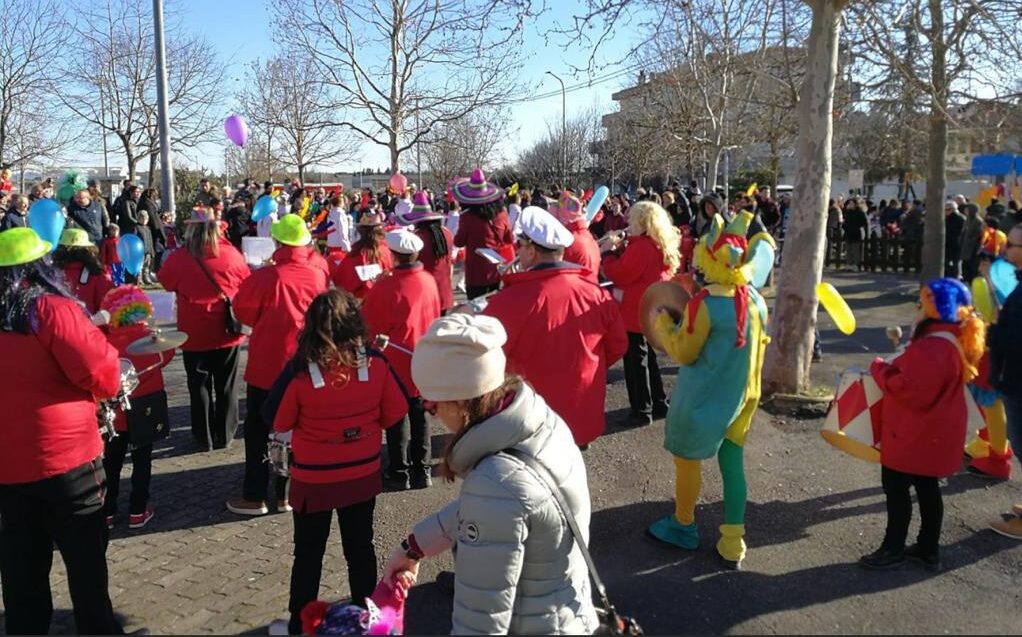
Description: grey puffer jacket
xmin=413 ymin=381 xmax=598 ymax=635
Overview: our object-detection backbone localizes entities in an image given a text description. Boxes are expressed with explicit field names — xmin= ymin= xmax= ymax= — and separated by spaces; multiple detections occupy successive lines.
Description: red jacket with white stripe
xmin=0 ymin=295 xmax=121 ymax=484
xmin=62 ymin=262 xmax=115 ymax=315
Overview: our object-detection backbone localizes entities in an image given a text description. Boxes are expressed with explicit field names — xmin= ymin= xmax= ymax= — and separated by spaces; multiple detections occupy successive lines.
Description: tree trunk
xmin=920 ymin=0 xmax=947 ymax=281
xmin=707 ymin=148 xmax=722 ymax=191
xmin=127 ymin=155 xmax=137 ymax=183
xmin=762 ymin=0 xmax=845 ymax=396
xmin=147 ymin=153 xmax=157 ymax=187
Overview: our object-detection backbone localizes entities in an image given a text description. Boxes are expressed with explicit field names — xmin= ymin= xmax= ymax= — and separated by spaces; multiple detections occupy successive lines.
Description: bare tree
xmin=279 ymin=0 xmax=534 ymax=173
xmin=421 ymin=105 xmax=510 ymax=189
xmin=60 ymin=0 xmax=225 ymax=182
xmin=237 ymin=54 xmax=358 ymax=184
xmin=848 ymin=0 xmax=1022 ymax=279
xmin=517 ymin=106 xmax=604 ymax=188
xmin=0 ymin=0 xmax=73 ymax=171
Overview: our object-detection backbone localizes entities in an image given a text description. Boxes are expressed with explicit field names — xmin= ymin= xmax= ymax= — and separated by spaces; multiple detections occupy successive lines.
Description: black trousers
xmin=182 ymin=346 xmax=240 ymax=449
xmin=623 ymin=331 xmax=666 ymax=416
xmin=288 ymin=498 xmax=377 ymax=634
xmin=243 ymin=384 xmax=288 ymax=502
xmin=466 ymin=283 xmax=499 ymax=300
xmin=102 ymin=435 xmax=152 ymax=516
xmin=385 ymin=399 xmax=430 ymax=477
xmin=881 ymin=465 xmax=943 ymax=554
xmin=0 ymin=459 xmax=123 ymax=635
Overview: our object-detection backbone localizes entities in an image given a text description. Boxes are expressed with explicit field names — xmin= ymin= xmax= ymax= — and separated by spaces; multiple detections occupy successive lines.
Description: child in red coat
xmin=100 ymin=224 xmax=125 ymax=286
xmin=862 ymin=278 xmax=984 ymax=571
xmin=100 ymin=285 xmax=176 ymax=529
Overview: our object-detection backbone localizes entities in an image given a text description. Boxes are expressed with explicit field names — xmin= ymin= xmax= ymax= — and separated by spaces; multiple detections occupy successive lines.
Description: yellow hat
xmin=270 ymin=213 xmax=312 ymax=247
xmin=0 ymin=227 xmax=51 ymax=267
xmin=58 ymin=228 xmax=93 ymax=248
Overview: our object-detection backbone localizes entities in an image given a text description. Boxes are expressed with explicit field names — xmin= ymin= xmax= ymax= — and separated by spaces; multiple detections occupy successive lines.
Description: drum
xmin=119 ymin=359 xmax=140 ymax=396
xmin=820 ymin=370 xmax=883 ymax=463
xmin=267 ymin=432 xmax=292 ymax=477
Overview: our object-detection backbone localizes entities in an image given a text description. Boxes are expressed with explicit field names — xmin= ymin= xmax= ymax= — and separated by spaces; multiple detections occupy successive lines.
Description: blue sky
xmin=156 ymin=0 xmax=637 ymax=175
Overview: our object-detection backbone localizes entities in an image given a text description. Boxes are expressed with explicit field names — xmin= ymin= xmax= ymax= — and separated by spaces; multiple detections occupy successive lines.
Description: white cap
xmin=385 ymin=229 xmax=424 ymax=255
xmin=518 ymin=205 xmax=574 ymax=250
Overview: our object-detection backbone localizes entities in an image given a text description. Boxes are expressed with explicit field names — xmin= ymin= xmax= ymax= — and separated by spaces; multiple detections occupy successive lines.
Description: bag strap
xmin=191 ymin=253 xmax=227 ymax=300
xmin=501 ymin=447 xmax=620 ymax=624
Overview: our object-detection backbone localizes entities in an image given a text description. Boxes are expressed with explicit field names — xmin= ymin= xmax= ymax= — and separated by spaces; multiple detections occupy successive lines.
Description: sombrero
xmin=451 ymin=168 xmax=503 ymax=205
xmin=357 ymin=211 xmax=385 ymax=227
xmin=398 ymin=191 xmax=443 ymax=225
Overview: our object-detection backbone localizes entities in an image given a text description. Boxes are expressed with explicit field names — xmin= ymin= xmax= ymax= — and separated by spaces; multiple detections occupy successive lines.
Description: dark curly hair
xmin=295 ymin=289 xmax=367 ymax=370
xmin=463 ymin=201 xmax=503 ymax=222
xmin=52 ymin=245 xmax=105 ymax=276
xmin=0 ymin=258 xmax=80 ymax=334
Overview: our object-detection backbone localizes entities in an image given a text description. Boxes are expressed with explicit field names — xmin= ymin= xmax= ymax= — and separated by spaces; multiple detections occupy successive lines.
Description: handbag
xmin=126 ymin=390 xmax=170 ymax=447
xmin=502 ymin=448 xmax=643 ymax=636
xmin=192 ymin=254 xmax=246 ymax=336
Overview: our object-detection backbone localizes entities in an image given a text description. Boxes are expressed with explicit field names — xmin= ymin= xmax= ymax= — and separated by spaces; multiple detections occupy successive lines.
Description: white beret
xmin=385 ymin=229 xmax=424 ymax=255
xmin=518 ymin=205 xmax=575 ymax=250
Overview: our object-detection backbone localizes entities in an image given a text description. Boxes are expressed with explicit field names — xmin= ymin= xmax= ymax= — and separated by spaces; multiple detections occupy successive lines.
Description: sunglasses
xmin=422 ymin=399 xmax=438 ymax=415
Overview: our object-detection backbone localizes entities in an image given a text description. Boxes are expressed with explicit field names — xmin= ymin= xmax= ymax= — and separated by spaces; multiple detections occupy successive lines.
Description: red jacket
xmin=331 ymin=243 xmax=393 ymax=300
xmin=105 ymin=323 xmax=174 ymax=432
xmin=562 ymin=220 xmax=601 ymax=283
xmin=602 ymin=235 xmax=674 ymax=333
xmin=234 ymin=246 xmax=329 ymax=389
xmin=415 ymin=225 xmax=455 ymax=311
xmin=62 ymin=262 xmax=115 ymax=315
xmin=871 ymin=323 xmax=967 ymax=478
xmin=483 ymin=264 xmax=628 ymax=445
xmin=0 ymin=295 xmax=121 ymax=484
xmin=158 ymin=240 xmax=251 ymax=351
xmin=454 ymin=210 xmax=514 ymax=287
xmin=100 ymin=237 xmax=120 ymax=265
xmin=272 ymin=355 xmax=409 ymax=485
xmin=361 ymin=263 xmax=442 ymax=397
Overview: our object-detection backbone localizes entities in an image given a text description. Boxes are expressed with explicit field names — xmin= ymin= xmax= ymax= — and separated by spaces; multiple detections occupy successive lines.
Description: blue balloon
xmin=990 ymin=258 xmax=1018 ymax=304
xmin=117 ymin=234 xmax=145 ymax=276
xmin=252 ymin=194 xmax=277 ymax=222
xmin=27 ymin=199 xmax=64 ymax=252
xmin=748 ymin=241 xmax=775 ymax=289
xmin=585 ymin=186 xmax=610 ymax=222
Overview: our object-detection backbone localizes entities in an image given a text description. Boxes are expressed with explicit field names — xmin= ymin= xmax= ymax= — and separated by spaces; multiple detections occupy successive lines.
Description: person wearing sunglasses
xmin=382 ymin=313 xmax=598 ymax=634
xmin=480 ymin=205 xmax=627 ymax=449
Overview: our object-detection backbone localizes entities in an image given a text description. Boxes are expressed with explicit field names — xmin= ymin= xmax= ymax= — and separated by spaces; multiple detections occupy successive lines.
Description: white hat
xmin=518 ymin=205 xmax=574 ymax=250
xmin=385 ymin=229 xmax=424 ymax=255
xmin=412 ymin=314 xmax=507 ymax=401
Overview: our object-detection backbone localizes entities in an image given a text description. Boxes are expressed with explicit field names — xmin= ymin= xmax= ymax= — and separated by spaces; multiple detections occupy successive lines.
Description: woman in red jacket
xmin=861 ymin=278 xmax=984 ymax=571
xmin=554 ymin=192 xmax=602 ymax=283
xmin=331 ymin=212 xmax=393 ymax=300
xmin=452 ymin=169 xmax=513 ymax=299
xmin=0 ymin=228 xmax=126 ymax=635
xmin=265 ymin=289 xmax=408 ymax=635
xmin=53 ymin=228 xmax=114 ymax=315
xmin=99 ymin=286 xmax=175 ymax=530
xmin=227 ymin=215 xmax=328 ymax=517
xmin=402 ymin=192 xmax=455 ymax=313
xmin=158 ymin=211 xmax=250 ymax=449
xmin=602 ymin=201 xmax=681 ymax=426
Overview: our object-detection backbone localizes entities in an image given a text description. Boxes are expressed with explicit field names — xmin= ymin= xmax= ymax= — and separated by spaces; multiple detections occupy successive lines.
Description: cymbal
xmin=640 ymin=281 xmax=694 ymax=354
xmin=126 ymin=330 xmax=189 ymax=355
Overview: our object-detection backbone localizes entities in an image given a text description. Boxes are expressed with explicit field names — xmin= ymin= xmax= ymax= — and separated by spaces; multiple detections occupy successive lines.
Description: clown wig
xmin=919 ymin=277 xmax=985 ymax=382
xmin=100 ymin=285 xmax=153 ymax=328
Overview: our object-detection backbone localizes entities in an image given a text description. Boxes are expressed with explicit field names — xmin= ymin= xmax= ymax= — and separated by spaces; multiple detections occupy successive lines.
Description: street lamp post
xmin=152 ymin=0 xmax=175 ymax=217
xmin=545 ymin=71 xmax=566 ymax=188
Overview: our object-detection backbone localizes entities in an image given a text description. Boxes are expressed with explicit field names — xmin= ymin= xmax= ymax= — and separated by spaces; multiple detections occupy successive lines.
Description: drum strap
xmin=79 ymin=268 xmax=90 ymax=285
xmin=356 ymin=344 xmax=369 ymax=382
xmin=308 ymin=363 xmax=326 ymax=389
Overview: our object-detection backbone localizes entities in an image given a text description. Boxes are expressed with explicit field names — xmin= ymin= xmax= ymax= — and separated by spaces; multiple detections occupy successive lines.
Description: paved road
xmin=4 ymin=271 xmax=1021 ymax=635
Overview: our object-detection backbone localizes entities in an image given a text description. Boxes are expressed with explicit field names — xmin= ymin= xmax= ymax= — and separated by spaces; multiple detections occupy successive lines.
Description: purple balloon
xmin=224 ymin=114 xmax=248 ymax=147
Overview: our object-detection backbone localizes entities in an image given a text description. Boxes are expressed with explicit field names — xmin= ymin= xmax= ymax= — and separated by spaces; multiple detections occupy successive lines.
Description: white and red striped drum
xmin=821 ymin=370 xmax=884 ymax=463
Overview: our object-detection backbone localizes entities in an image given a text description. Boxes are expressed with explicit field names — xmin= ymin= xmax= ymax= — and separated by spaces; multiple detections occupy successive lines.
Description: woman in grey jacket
xmin=383 ymin=313 xmax=598 ymax=635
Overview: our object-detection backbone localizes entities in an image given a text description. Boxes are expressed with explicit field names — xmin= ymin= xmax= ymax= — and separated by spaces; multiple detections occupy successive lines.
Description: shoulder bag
xmin=191 ymin=253 xmax=246 ymax=336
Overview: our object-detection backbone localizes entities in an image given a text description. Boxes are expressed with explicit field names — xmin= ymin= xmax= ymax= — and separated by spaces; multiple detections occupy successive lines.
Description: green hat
xmin=0 ymin=227 xmax=51 ymax=267
xmin=58 ymin=228 xmax=93 ymax=248
xmin=270 ymin=213 xmax=312 ymax=247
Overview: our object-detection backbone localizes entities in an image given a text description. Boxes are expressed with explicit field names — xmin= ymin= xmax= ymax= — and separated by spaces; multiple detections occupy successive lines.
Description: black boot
xmin=859 ymin=547 xmax=905 ymax=570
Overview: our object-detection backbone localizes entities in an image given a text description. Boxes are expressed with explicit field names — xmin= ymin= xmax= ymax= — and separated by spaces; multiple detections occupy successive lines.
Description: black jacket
xmin=134 ymin=224 xmax=154 ymax=256
xmin=842 ymin=208 xmax=869 ymax=242
xmin=944 ymin=211 xmax=966 ymax=254
xmin=118 ymin=198 xmax=140 ymax=235
xmin=990 ymin=275 xmax=1022 ymax=398
xmin=0 ymin=210 xmax=27 ymax=231
xmin=67 ymin=199 xmax=105 ymax=245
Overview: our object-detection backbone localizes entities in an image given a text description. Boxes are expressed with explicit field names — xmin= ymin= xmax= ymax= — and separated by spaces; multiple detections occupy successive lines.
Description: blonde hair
xmin=627 ymin=201 xmax=681 ymax=272
xmin=185 ymin=221 xmax=221 ymax=259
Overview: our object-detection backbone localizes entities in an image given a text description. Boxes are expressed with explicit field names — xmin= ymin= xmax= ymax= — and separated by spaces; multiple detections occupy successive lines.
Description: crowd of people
xmin=0 ymin=163 xmax=1020 ymax=636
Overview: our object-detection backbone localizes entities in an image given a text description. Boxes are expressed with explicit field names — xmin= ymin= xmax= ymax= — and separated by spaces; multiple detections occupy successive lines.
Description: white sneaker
xmin=268 ymin=619 xmax=289 ymax=635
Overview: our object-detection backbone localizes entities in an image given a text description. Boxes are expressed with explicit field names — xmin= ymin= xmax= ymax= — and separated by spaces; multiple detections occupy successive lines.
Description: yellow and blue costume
xmin=648 ymin=212 xmax=770 ymax=567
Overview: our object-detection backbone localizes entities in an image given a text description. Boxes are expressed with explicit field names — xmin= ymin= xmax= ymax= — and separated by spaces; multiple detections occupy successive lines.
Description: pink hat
xmin=451 ymin=168 xmax=504 ymax=205
xmin=398 ymin=191 xmax=443 ymax=225
xmin=551 ymin=191 xmax=585 ymax=225
xmin=184 ymin=206 xmax=215 ymax=224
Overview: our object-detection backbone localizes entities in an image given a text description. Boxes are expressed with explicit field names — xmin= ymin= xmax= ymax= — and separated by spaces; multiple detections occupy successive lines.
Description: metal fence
xmin=823 ymin=229 xmax=923 ymax=274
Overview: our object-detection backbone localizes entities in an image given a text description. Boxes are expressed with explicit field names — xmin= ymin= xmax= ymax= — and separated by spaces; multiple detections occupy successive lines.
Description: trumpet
xmin=597 ymin=230 xmax=627 ymax=249
xmin=497 ymin=256 xmax=520 ymax=275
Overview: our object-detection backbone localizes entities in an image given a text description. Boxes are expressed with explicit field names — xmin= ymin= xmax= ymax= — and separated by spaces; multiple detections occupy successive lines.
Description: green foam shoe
xmin=647 ymin=515 xmax=699 ymax=550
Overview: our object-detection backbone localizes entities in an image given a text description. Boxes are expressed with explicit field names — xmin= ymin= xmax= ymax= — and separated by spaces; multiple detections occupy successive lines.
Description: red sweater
xmin=415 ymin=225 xmax=455 ymax=311
xmin=331 ymin=243 xmax=394 ymax=300
xmin=361 ymin=263 xmax=442 ymax=397
xmin=62 ymin=262 xmax=115 ymax=315
xmin=454 ymin=210 xmax=514 ymax=287
xmin=562 ymin=220 xmax=601 ymax=283
xmin=105 ymin=323 xmax=174 ymax=432
xmin=272 ymin=356 xmax=408 ymax=486
xmin=603 ymin=235 xmax=674 ymax=333
xmin=484 ymin=264 xmax=628 ymax=445
xmin=157 ymin=239 xmax=251 ymax=351
xmin=871 ymin=323 xmax=967 ymax=478
xmin=0 ymin=295 xmax=121 ymax=484
xmin=233 ymin=246 xmax=329 ymax=389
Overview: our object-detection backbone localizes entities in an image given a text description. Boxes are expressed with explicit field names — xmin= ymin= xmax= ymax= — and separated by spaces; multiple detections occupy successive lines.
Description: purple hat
xmin=451 ymin=168 xmax=504 ymax=205
xmin=398 ymin=191 xmax=444 ymax=225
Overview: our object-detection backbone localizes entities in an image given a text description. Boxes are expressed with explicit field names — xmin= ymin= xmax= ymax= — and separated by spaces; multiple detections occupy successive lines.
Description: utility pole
xmin=546 ymin=71 xmax=566 ymax=188
xmin=152 ymin=0 xmax=176 ymax=218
